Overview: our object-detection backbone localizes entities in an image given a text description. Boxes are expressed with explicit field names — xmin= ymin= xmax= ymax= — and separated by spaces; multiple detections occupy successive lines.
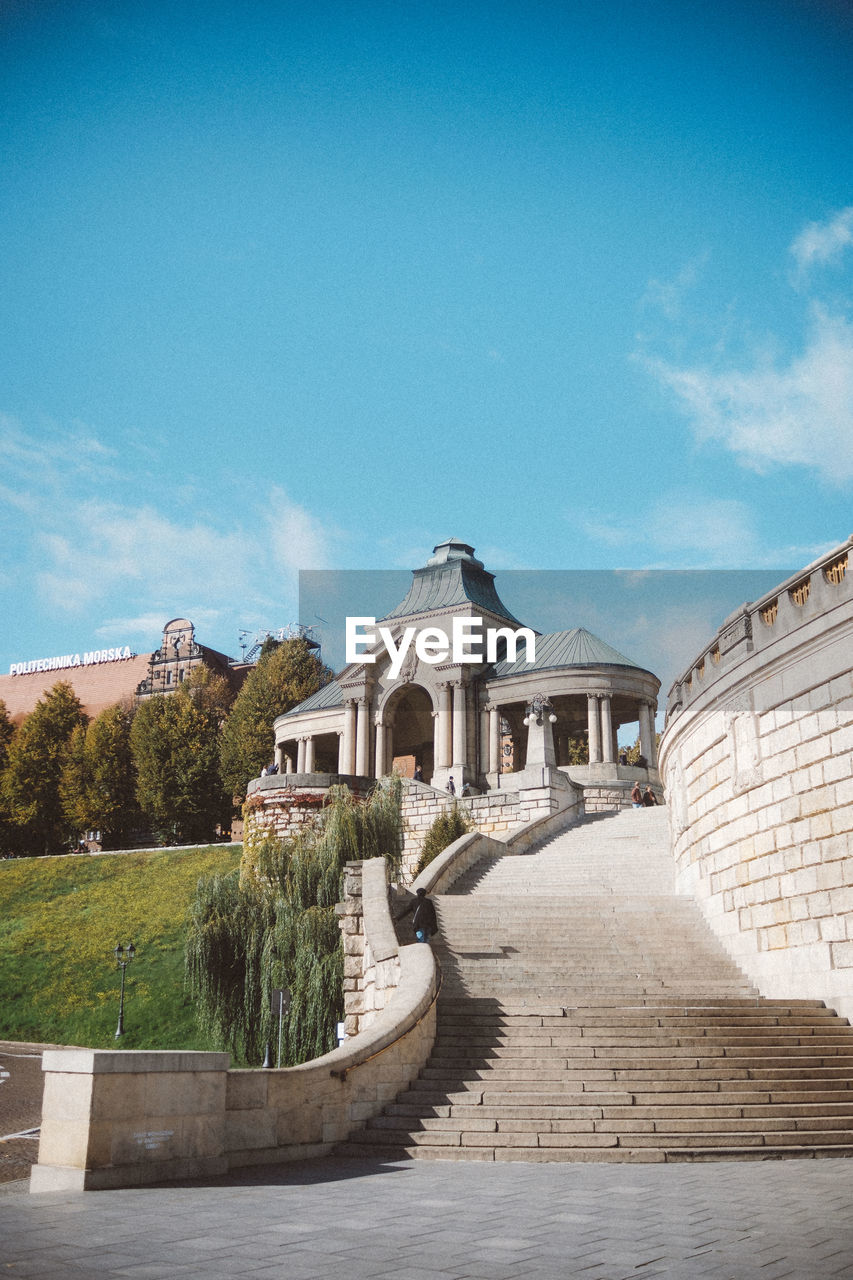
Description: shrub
xmin=416 ymin=803 xmax=472 ymax=875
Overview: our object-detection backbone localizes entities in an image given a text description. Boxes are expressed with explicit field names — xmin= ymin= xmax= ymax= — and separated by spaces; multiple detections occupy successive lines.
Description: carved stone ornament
xmin=718 ymin=607 xmax=753 ymax=655
xmin=399 ymin=646 xmax=418 ymax=683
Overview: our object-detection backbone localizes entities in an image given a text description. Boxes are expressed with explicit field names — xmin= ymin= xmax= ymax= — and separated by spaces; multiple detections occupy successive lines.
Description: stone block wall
xmin=336 ymin=859 xmax=401 ymax=1037
xmin=659 ymin=538 xmax=853 ymax=1020
xmin=399 ymin=779 xmax=572 ymax=880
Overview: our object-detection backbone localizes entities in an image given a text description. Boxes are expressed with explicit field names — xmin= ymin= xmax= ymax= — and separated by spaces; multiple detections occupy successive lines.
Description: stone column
xmin=274 ymin=743 xmax=285 ymax=772
xmin=479 ymin=708 xmax=489 ymax=773
xmin=296 ymin=738 xmax=306 ymax=772
xmin=304 ymin=736 xmax=315 ymax=773
xmin=639 ymin=699 xmax=658 ymax=766
xmin=587 ymin=693 xmax=602 ymax=763
xmin=600 ymin=694 xmax=615 ymax=763
xmin=355 ymin=698 xmax=369 ymax=775
xmin=337 ymin=731 xmax=346 ymax=773
xmin=342 ymin=701 xmax=357 ymax=774
xmin=437 ymin=684 xmax=452 ymax=769
xmin=452 ymin=681 xmax=467 ymax=769
xmin=284 ymin=749 xmax=294 ymax=774
xmin=374 ymin=718 xmax=386 ymax=777
xmin=488 ymin=706 xmax=500 ymax=775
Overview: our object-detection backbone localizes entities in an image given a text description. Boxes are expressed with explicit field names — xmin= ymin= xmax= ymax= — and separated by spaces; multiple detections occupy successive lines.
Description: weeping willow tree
xmin=185 ymin=777 xmax=403 ymax=1065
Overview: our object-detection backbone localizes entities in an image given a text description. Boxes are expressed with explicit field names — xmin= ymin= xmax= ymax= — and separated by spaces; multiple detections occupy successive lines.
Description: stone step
xmin=339 ymin=809 xmax=853 ymax=1164
xmin=387 ymin=1099 xmax=853 ymax=1121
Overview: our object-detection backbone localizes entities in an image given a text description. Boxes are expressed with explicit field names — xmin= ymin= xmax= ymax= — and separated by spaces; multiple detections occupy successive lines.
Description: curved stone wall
xmin=658 ymin=537 xmax=853 ymax=1020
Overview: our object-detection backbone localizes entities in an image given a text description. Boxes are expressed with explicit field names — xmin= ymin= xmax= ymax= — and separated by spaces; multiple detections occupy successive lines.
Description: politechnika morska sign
xmin=9 ymin=646 xmax=137 ymax=676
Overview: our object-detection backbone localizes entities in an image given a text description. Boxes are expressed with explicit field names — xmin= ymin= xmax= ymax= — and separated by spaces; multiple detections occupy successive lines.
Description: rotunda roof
xmin=488 ymin=627 xmax=643 ymax=678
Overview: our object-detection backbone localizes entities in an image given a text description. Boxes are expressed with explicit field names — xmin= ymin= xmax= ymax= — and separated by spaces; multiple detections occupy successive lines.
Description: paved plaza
xmin=2 ymin=1155 xmax=853 ymax=1279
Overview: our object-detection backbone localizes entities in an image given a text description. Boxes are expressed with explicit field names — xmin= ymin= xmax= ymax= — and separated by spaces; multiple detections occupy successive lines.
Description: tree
xmin=0 ymin=699 xmax=16 ymax=854
xmin=1 ymin=683 xmax=86 ymax=855
xmin=563 ymin=735 xmax=589 ymax=765
xmin=131 ymin=678 xmax=229 ymax=845
xmin=219 ymin=636 xmax=333 ymax=801
xmin=416 ymin=802 xmax=472 ymax=874
xmin=186 ymin=778 xmax=403 ymax=1065
xmin=60 ymin=704 xmax=139 ymax=848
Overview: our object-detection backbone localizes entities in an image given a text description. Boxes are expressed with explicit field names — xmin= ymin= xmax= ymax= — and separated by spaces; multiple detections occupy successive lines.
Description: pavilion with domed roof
xmin=272 ymin=539 xmax=661 ymax=798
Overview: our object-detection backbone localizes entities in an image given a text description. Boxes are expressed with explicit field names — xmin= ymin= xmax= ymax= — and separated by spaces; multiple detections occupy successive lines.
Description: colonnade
xmin=274 ymin=685 xmax=657 ymax=780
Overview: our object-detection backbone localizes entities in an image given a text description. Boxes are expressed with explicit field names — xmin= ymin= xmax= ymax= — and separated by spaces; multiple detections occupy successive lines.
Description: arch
xmin=382 ymin=683 xmax=435 ymax=779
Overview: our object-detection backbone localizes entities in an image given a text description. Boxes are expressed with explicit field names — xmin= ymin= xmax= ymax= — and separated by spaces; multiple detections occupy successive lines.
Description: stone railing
xmin=412 ymin=787 xmax=583 ymax=895
xmin=665 ymin=537 xmax=852 ymax=721
xmin=658 ymin=534 xmax=853 ymax=1021
xmin=32 ymin=858 xmax=438 ymax=1193
xmin=400 ymin=776 xmax=580 ymax=881
xmin=337 ymin=858 xmax=402 ymax=1037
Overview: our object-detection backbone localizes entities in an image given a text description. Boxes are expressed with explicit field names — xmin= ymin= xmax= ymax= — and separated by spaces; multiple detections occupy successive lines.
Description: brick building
xmin=0 ymin=617 xmax=249 ymax=724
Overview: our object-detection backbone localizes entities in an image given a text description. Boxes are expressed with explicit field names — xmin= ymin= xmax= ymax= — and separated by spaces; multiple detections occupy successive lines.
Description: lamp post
xmin=523 ymin=694 xmax=558 ymax=727
xmin=113 ymin=942 xmax=135 ymax=1039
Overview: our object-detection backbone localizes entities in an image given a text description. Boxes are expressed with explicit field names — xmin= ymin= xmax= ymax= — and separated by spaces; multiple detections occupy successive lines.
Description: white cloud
xmin=648 ymin=306 xmax=853 ymax=484
xmin=0 ymin=415 xmax=337 ymax=655
xmin=790 ymin=207 xmax=853 ymax=277
xmin=640 ymin=251 xmax=710 ymax=321
xmin=575 ymin=492 xmax=831 ymax=570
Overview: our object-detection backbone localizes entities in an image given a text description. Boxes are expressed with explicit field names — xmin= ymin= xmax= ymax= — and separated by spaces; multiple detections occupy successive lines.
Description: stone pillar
xmin=355 ymin=698 xmax=369 ymax=775
xmin=452 ymin=682 xmax=467 ymax=769
xmin=479 ymin=708 xmax=489 ymax=773
xmin=274 ymin=743 xmax=285 ymax=772
xmin=639 ymin=700 xmax=658 ymax=766
xmin=600 ymin=695 xmax=615 ymax=763
xmin=304 ymin=736 xmax=315 ymax=773
xmin=284 ymin=750 xmax=294 ymax=774
xmin=337 ymin=731 xmax=346 ymax=773
xmin=296 ymin=738 xmax=306 ymax=772
xmin=587 ymin=693 xmax=602 ymax=763
xmin=343 ymin=701 xmax=357 ymax=774
xmin=488 ymin=707 xmax=500 ymax=774
xmin=375 ymin=718 xmax=386 ymax=777
xmin=437 ymin=684 xmax=452 ymax=769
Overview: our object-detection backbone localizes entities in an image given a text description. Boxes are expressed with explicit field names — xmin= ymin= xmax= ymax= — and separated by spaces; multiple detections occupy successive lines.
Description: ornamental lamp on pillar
xmin=523 ymin=694 xmax=558 ymax=770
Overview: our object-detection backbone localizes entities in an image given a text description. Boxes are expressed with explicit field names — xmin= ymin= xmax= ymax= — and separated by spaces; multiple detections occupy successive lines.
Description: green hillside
xmin=0 ymin=845 xmax=242 ymax=1052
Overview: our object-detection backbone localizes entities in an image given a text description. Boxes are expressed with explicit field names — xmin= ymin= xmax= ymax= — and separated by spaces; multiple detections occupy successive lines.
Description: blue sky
xmin=1 ymin=0 xmax=851 ymax=691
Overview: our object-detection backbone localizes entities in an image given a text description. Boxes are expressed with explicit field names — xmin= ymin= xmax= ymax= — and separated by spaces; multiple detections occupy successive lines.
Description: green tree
xmin=563 ymin=735 xmax=590 ymax=765
xmin=219 ymin=636 xmax=333 ymax=800
xmin=60 ymin=704 xmax=139 ymax=848
xmin=186 ymin=778 xmax=403 ymax=1065
xmin=1 ymin=682 xmax=86 ymax=855
xmin=0 ymin=699 xmax=16 ymax=854
xmin=131 ymin=677 xmax=229 ymax=845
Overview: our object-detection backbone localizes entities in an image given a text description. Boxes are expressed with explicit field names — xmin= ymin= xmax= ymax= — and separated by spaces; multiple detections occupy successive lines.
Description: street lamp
xmin=113 ymin=943 xmax=135 ymax=1039
xmin=523 ymin=694 xmax=558 ymax=727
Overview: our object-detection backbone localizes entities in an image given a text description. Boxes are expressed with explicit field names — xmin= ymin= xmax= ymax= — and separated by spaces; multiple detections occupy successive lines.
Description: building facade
xmin=0 ymin=618 xmax=249 ymax=723
xmin=272 ymin=538 xmax=661 ymax=799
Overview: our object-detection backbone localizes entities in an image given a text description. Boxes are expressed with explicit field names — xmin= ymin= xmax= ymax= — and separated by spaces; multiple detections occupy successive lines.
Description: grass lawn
xmin=0 ymin=844 xmax=242 ymax=1052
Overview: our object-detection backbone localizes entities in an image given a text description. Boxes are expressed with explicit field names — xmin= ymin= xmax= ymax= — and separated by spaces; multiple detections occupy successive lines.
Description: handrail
xmin=329 ymin=959 xmax=442 ymax=1081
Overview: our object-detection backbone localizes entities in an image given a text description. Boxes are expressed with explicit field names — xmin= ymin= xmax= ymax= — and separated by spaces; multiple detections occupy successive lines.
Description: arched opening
xmin=387 ymin=685 xmax=435 ymax=779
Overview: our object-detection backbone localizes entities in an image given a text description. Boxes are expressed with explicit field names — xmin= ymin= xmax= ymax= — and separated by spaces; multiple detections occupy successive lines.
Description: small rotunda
xmin=272 ymin=539 xmax=661 ymax=800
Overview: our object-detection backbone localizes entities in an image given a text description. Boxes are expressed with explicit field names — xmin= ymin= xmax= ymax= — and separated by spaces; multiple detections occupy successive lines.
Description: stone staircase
xmin=340 ymin=807 xmax=853 ymax=1162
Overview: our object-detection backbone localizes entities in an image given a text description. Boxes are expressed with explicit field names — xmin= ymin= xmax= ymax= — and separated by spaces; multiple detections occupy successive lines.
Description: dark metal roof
xmin=382 ymin=537 xmax=523 ymax=625
xmin=488 ymin=627 xmax=641 ymax=678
